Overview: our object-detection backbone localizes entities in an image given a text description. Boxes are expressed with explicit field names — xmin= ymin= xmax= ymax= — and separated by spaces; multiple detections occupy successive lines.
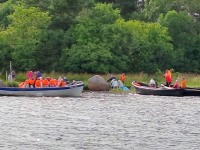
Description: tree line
xmin=0 ymin=0 xmax=200 ymax=73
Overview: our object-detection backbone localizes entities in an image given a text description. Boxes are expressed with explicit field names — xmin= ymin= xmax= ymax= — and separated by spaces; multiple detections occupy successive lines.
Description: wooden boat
xmin=0 ymin=82 xmax=84 ymax=97
xmin=132 ymin=81 xmax=182 ymax=96
xmin=182 ymin=87 xmax=200 ymax=96
xmin=132 ymin=81 xmax=200 ymax=96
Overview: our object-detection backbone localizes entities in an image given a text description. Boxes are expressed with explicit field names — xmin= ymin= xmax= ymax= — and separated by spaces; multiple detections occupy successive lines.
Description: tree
xmin=159 ymin=10 xmax=200 ymax=72
xmin=0 ymin=5 xmax=50 ymax=71
xmin=60 ymin=3 xmax=122 ymax=73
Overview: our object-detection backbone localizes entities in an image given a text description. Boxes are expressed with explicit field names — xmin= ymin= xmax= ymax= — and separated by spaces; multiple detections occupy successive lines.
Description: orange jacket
xmin=35 ymin=79 xmax=42 ymax=88
xmin=181 ymin=79 xmax=186 ymax=88
xmin=49 ymin=79 xmax=56 ymax=87
xmin=120 ymin=73 xmax=126 ymax=81
xmin=42 ymin=79 xmax=49 ymax=87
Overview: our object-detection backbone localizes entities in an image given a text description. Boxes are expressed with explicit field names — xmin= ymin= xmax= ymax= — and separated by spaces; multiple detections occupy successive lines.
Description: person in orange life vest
xmin=42 ymin=78 xmax=49 ymax=87
xmin=35 ymin=77 xmax=43 ymax=88
xmin=60 ymin=80 xmax=66 ymax=87
xmin=173 ymin=80 xmax=180 ymax=88
xmin=24 ymin=78 xmax=31 ymax=88
xmin=120 ymin=73 xmax=126 ymax=84
xmin=29 ymin=78 xmax=35 ymax=88
xmin=164 ymin=69 xmax=172 ymax=87
xmin=49 ymin=78 xmax=56 ymax=87
xmin=181 ymin=77 xmax=186 ymax=88
xmin=18 ymin=82 xmax=25 ymax=88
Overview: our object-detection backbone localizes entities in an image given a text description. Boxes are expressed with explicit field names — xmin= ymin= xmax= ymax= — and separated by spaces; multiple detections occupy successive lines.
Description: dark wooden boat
xmin=132 ymin=81 xmax=182 ymax=96
xmin=132 ymin=81 xmax=200 ymax=96
xmin=182 ymin=87 xmax=200 ymax=96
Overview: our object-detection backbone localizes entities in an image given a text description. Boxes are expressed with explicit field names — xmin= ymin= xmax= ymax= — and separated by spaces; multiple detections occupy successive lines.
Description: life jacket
xmin=61 ymin=81 xmax=66 ymax=87
xmin=19 ymin=82 xmax=25 ymax=88
xmin=35 ymin=79 xmax=42 ymax=88
xmin=25 ymin=79 xmax=30 ymax=85
xmin=49 ymin=79 xmax=56 ymax=87
xmin=120 ymin=74 xmax=125 ymax=81
xmin=42 ymin=79 xmax=49 ymax=87
xmin=29 ymin=79 xmax=35 ymax=86
xmin=181 ymin=79 xmax=186 ymax=88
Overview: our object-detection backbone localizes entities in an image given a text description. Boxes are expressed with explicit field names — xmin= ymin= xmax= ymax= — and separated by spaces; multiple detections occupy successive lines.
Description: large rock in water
xmin=88 ymin=75 xmax=110 ymax=91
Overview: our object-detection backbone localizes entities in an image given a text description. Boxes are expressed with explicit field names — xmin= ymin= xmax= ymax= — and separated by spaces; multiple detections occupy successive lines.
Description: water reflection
xmin=0 ymin=92 xmax=200 ymax=150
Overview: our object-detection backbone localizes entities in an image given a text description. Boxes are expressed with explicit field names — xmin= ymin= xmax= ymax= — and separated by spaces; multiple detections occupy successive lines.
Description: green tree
xmin=0 ymin=5 xmax=50 ymax=71
xmin=159 ymin=10 xmax=200 ymax=72
xmin=60 ymin=3 xmax=121 ymax=73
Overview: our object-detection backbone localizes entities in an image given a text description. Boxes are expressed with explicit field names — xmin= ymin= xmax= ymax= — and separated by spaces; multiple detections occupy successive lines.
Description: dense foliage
xmin=0 ymin=0 xmax=200 ymax=73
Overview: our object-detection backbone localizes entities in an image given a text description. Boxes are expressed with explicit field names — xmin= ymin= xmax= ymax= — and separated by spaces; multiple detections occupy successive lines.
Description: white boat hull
xmin=0 ymin=83 xmax=84 ymax=97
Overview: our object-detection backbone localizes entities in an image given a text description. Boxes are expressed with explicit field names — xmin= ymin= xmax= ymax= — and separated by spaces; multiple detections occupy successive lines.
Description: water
xmin=0 ymin=92 xmax=200 ymax=150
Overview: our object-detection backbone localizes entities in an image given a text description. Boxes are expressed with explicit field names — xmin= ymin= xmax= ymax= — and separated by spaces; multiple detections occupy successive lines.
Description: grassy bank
xmin=1 ymin=71 xmax=200 ymax=88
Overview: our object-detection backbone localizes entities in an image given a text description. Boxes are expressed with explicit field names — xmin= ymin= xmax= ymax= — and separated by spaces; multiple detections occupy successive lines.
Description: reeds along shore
xmin=1 ymin=72 xmax=200 ymax=88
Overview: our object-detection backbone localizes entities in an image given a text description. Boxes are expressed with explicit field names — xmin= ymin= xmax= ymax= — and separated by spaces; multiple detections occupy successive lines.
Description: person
xmin=63 ymin=77 xmax=70 ymax=84
xmin=11 ymin=70 xmax=16 ymax=81
xmin=36 ymin=71 xmax=42 ymax=78
xmin=107 ymin=74 xmax=116 ymax=82
xmin=26 ymin=71 xmax=33 ymax=79
xmin=35 ymin=77 xmax=43 ymax=88
xmin=120 ymin=73 xmax=126 ymax=84
xmin=42 ymin=78 xmax=49 ymax=87
xmin=173 ymin=80 xmax=180 ymax=88
xmin=49 ymin=78 xmax=56 ymax=87
xmin=8 ymin=73 xmax=12 ymax=81
xmin=180 ymin=77 xmax=186 ymax=88
xmin=149 ymin=79 xmax=156 ymax=88
xmin=164 ymin=69 xmax=172 ymax=87
xmin=57 ymin=76 xmax=63 ymax=87
xmin=111 ymin=79 xmax=119 ymax=88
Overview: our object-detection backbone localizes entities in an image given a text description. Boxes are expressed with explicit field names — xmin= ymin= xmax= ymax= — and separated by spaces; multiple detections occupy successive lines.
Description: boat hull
xmin=133 ymin=81 xmax=200 ymax=97
xmin=134 ymin=85 xmax=182 ymax=96
xmin=0 ymin=83 xmax=84 ymax=97
xmin=182 ymin=88 xmax=200 ymax=96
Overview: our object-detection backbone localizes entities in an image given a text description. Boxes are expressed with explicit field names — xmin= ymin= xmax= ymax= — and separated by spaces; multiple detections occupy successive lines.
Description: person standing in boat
xmin=164 ymin=69 xmax=172 ymax=87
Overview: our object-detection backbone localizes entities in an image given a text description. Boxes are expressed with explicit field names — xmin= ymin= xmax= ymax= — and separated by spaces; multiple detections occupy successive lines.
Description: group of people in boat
xmin=149 ymin=69 xmax=187 ymax=88
xmin=19 ymin=70 xmax=71 ymax=88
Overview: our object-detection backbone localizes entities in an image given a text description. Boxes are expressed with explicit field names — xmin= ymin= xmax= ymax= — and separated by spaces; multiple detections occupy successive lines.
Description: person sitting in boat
xmin=42 ymin=78 xmax=50 ymax=87
xmin=180 ymin=77 xmax=186 ymax=88
xmin=24 ymin=78 xmax=31 ymax=88
xmin=149 ymin=79 xmax=157 ymax=88
xmin=173 ymin=80 xmax=180 ymax=88
xmin=35 ymin=77 xmax=43 ymax=88
xmin=49 ymin=78 xmax=56 ymax=87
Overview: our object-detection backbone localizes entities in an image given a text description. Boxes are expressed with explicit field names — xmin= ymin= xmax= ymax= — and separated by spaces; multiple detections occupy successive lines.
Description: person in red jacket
xmin=120 ymin=73 xmax=126 ymax=84
xmin=164 ymin=69 xmax=172 ymax=87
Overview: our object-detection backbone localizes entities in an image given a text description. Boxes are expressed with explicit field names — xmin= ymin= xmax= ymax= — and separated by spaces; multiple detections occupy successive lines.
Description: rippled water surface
xmin=0 ymin=92 xmax=200 ymax=150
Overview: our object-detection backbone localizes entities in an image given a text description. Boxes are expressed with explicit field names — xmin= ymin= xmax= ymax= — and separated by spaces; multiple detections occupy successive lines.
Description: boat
xmin=132 ymin=81 xmax=200 ymax=96
xmin=182 ymin=87 xmax=200 ymax=96
xmin=132 ymin=81 xmax=183 ymax=96
xmin=0 ymin=82 xmax=84 ymax=97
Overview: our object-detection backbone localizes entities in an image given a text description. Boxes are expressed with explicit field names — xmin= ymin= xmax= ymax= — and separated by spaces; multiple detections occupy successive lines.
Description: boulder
xmin=88 ymin=75 xmax=110 ymax=91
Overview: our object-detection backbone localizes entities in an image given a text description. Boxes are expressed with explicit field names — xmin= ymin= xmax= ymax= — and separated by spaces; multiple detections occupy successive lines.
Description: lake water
xmin=0 ymin=92 xmax=200 ymax=150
